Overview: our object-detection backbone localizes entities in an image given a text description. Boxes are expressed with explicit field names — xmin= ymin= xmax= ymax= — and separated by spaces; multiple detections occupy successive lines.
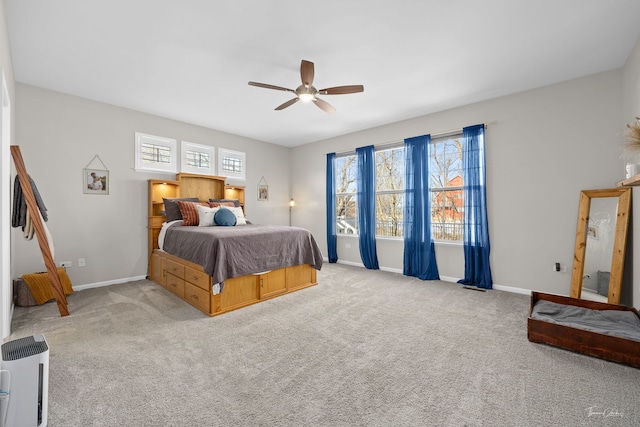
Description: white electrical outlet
xmin=78 ymin=258 xmax=86 ymax=267
xmin=60 ymin=261 xmax=72 ymax=268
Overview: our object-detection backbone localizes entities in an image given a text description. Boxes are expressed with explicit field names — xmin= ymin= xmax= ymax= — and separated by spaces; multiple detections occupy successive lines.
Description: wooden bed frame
xmin=147 ymin=173 xmax=317 ymax=316
xmin=527 ymin=292 xmax=640 ymax=368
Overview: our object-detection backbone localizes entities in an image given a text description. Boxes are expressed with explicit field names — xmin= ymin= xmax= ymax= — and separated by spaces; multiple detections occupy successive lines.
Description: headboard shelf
xmin=147 ymin=173 xmax=245 ymax=275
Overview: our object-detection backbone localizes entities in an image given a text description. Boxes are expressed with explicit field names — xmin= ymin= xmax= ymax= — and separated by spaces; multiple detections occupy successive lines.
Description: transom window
xmin=135 ymin=132 xmax=177 ymax=173
xmin=222 ymin=157 xmax=241 ymax=173
xmin=181 ymin=141 xmax=215 ymax=175
xmin=142 ymin=143 xmax=171 ymax=164
xmin=218 ymin=148 xmax=246 ymax=181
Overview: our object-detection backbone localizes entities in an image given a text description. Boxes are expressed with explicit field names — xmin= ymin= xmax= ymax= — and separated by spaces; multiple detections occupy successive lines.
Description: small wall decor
xmin=622 ymin=117 xmax=640 ymax=178
xmin=83 ymin=154 xmax=110 ymax=195
xmin=257 ymin=176 xmax=268 ymax=201
xmin=623 ymin=117 xmax=640 ymax=161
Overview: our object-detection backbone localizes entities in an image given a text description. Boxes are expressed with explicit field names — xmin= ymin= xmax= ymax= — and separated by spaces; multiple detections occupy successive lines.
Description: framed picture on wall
xmin=83 ymin=169 xmax=109 ymax=195
xmin=258 ymin=184 xmax=268 ymax=201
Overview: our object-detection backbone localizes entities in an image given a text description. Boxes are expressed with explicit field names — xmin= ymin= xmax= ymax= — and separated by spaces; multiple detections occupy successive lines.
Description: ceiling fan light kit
xmin=248 ymin=59 xmax=364 ymax=113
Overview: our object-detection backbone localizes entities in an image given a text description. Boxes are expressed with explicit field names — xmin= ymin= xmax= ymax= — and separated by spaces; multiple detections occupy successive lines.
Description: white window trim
xmin=180 ymin=141 xmax=215 ymax=175
xmin=218 ymin=148 xmax=246 ymax=181
xmin=134 ymin=132 xmax=177 ymax=174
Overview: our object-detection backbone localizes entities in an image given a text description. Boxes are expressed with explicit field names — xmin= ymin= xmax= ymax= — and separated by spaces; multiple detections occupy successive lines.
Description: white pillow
xmin=227 ymin=206 xmax=247 ymax=225
xmin=196 ymin=204 xmax=220 ymax=226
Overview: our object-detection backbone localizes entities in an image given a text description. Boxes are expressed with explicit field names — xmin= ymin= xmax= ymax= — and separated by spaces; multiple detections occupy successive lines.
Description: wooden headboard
xmin=147 ymin=173 xmax=227 ymax=260
xmin=176 ymin=173 xmax=226 ymax=201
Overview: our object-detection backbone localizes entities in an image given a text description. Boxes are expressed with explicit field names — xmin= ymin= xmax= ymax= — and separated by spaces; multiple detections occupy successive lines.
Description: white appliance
xmin=0 ymin=335 xmax=49 ymax=427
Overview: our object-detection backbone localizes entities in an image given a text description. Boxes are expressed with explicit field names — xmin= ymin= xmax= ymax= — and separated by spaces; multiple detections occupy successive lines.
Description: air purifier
xmin=0 ymin=334 xmax=49 ymax=427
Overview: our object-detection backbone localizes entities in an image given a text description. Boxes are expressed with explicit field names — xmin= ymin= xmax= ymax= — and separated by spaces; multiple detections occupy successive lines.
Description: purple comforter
xmin=163 ymin=223 xmax=323 ymax=284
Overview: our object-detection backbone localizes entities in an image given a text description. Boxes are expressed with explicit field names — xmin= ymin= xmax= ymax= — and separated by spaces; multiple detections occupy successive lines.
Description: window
xmin=335 ymin=154 xmax=357 ymax=234
xmin=429 ymin=135 xmax=464 ymax=241
xmin=135 ymin=132 xmax=177 ymax=174
xmin=181 ymin=141 xmax=215 ymax=175
xmin=332 ymin=134 xmax=465 ymax=242
xmin=375 ymin=146 xmax=404 ymax=237
xmin=218 ymin=148 xmax=246 ymax=181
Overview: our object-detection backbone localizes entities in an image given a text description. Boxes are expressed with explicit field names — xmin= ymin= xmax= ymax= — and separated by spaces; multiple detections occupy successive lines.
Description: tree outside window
xmin=429 ymin=136 xmax=464 ymax=241
xmin=335 ymin=155 xmax=358 ymax=234
xmin=375 ymin=147 xmax=404 ymax=237
xmin=334 ymin=135 xmax=464 ymax=242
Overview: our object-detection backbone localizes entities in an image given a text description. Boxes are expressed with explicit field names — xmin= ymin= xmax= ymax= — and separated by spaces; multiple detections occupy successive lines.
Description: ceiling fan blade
xmin=318 ymin=85 xmax=364 ymax=95
xmin=248 ymin=81 xmax=294 ymax=93
xmin=300 ymin=60 xmax=314 ymax=87
xmin=313 ymin=97 xmax=335 ymax=114
xmin=275 ymin=97 xmax=299 ymax=111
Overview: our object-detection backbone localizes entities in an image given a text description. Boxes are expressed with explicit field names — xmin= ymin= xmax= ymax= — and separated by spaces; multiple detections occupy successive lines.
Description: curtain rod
xmin=333 ymin=121 xmax=497 ymax=156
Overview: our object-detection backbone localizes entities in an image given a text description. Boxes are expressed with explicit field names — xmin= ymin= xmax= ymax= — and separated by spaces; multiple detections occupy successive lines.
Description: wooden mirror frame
xmin=570 ymin=188 xmax=631 ymax=304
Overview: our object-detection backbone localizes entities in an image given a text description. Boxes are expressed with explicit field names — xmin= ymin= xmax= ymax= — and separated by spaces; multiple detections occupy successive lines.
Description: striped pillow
xmin=177 ymin=201 xmax=209 ymax=226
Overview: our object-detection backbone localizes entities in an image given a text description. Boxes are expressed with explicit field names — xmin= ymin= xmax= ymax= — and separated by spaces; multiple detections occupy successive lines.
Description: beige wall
xmin=291 ymin=70 xmax=627 ymax=302
xmin=622 ymin=36 xmax=640 ymax=308
xmin=12 ymin=84 xmax=291 ymax=287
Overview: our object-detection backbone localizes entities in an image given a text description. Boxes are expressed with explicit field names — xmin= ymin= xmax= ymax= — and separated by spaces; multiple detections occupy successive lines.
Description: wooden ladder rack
xmin=10 ymin=145 xmax=69 ymax=316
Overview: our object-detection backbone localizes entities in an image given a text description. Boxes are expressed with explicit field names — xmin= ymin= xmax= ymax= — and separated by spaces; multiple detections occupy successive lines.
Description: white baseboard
xmin=73 ymin=275 xmax=148 ymax=291
xmin=492 ymin=283 xmax=532 ymax=295
xmin=330 ymin=260 xmax=533 ymax=296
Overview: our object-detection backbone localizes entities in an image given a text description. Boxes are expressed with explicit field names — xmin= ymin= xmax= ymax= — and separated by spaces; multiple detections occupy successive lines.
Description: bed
xmin=527 ymin=292 xmax=640 ymax=368
xmin=147 ymin=173 xmax=322 ymax=316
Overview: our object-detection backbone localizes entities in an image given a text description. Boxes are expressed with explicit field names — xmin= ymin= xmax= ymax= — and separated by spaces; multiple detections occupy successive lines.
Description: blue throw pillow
xmin=214 ymin=208 xmax=237 ymax=226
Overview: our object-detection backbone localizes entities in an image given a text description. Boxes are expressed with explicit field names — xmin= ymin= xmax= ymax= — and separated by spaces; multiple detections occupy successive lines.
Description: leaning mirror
xmin=570 ymin=188 xmax=631 ymax=304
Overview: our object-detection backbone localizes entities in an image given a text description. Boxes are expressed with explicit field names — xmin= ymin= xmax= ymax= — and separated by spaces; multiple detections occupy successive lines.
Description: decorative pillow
xmin=227 ymin=206 xmax=247 ymax=225
xmin=208 ymin=200 xmax=237 ymax=208
xmin=163 ymin=197 xmax=199 ymax=222
xmin=196 ymin=204 xmax=220 ymax=227
xmin=209 ymin=198 xmax=240 ymax=208
xmin=214 ymin=208 xmax=237 ymax=226
xmin=177 ymin=201 xmax=209 ymax=226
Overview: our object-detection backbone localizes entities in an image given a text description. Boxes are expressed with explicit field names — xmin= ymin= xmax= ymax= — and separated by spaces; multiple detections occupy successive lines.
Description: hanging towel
xmin=12 ymin=174 xmax=49 ymax=240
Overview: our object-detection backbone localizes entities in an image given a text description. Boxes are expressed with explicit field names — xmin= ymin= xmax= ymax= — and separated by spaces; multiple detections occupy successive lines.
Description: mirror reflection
xmin=570 ymin=188 xmax=631 ymax=305
xmin=580 ymin=197 xmax=617 ymax=302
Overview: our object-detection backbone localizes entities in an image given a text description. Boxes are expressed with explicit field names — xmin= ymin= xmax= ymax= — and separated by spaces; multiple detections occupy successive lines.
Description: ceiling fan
xmin=248 ymin=60 xmax=364 ymax=114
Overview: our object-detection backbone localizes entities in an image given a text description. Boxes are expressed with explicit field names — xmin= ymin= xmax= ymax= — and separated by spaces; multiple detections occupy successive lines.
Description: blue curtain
xmin=403 ymin=135 xmax=439 ymax=280
xmin=356 ymin=145 xmax=379 ymax=269
xmin=326 ymin=153 xmax=338 ymax=263
xmin=457 ymin=124 xmax=493 ymax=289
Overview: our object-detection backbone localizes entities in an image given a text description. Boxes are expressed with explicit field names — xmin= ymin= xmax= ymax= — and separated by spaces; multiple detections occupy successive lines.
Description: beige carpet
xmin=8 ymin=263 xmax=640 ymax=426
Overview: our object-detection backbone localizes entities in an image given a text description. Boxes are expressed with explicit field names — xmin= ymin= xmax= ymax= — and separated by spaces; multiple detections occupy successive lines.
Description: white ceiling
xmin=5 ymin=1 xmax=640 ymax=147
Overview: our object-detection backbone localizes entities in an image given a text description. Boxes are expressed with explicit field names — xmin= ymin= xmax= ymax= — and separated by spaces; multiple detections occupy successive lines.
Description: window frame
xmin=180 ymin=141 xmax=215 ymax=175
xmin=331 ymin=133 xmax=467 ymax=243
xmin=218 ymin=148 xmax=246 ymax=181
xmin=374 ymin=144 xmax=405 ymax=239
xmin=134 ymin=132 xmax=177 ymax=174
xmin=335 ymin=153 xmax=358 ymax=236
xmin=429 ymin=134 xmax=464 ymax=243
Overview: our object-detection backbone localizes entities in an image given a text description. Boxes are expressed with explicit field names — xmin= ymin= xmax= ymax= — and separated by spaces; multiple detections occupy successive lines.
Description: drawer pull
xmin=191 ymin=294 xmax=198 ymax=300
